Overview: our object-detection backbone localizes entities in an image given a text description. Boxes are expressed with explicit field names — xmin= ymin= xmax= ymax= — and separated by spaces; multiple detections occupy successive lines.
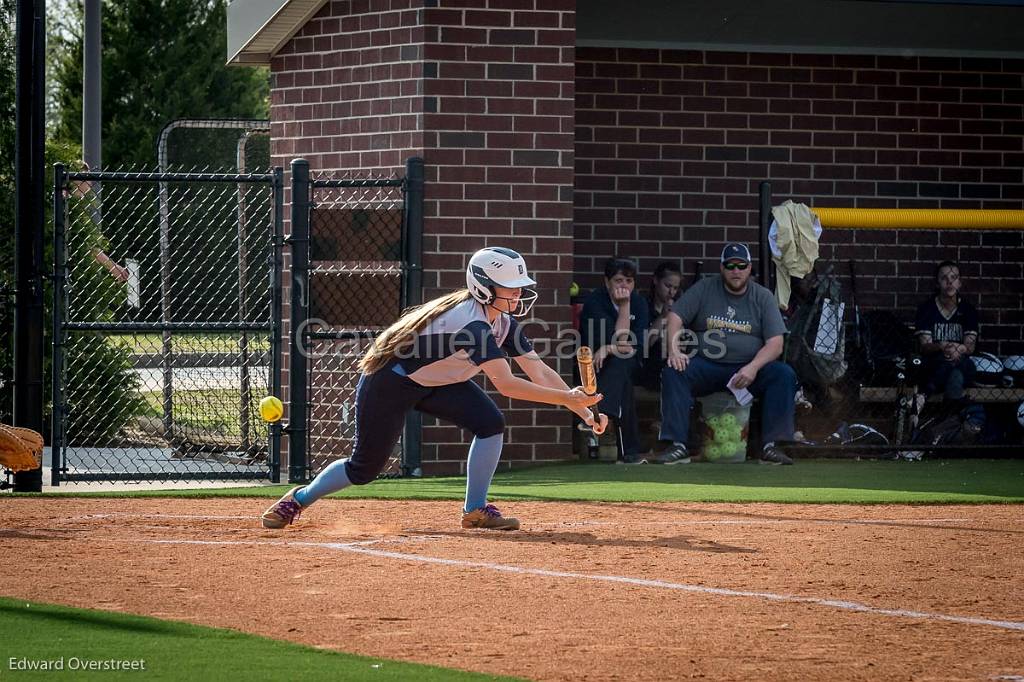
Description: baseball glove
xmin=0 ymin=424 xmax=43 ymax=473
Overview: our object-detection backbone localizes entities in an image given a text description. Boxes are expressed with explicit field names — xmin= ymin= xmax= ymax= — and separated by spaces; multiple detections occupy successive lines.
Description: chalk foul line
xmin=141 ymin=537 xmax=1024 ymax=633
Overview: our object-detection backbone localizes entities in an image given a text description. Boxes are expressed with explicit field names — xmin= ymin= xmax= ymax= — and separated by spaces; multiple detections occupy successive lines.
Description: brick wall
xmin=267 ymin=14 xmax=1024 ymax=476
xmin=417 ymin=1 xmax=576 ymax=473
xmin=575 ymin=48 xmax=1024 ymax=355
xmin=270 ymin=0 xmax=426 ymax=173
xmin=269 ymin=1 xmax=577 ymax=476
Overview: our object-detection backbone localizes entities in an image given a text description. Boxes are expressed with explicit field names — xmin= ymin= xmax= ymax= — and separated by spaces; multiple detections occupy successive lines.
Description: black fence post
xmin=269 ymin=166 xmax=284 ymax=483
xmin=758 ymin=181 xmax=773 ymax=291
xmin=50 ymin=163 xmax=66 ymax=486
xmin=287 ymin=159 xmax=311 ymax=483
xmin=12 ymin=0 xmax=46 ymax=492
xmin=401 ymin=157 xmax=425 ymax=476
xmin=748 ymin=181 xmax=775 ymax=461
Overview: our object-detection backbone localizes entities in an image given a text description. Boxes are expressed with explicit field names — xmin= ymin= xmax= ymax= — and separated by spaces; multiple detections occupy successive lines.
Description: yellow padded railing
xmin=810 ymin=207 xmax=1024 ymax=230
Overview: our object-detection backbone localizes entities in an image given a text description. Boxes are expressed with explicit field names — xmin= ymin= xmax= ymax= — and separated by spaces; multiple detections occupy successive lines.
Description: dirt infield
xmin=3 ymin=497 xmax=1023 ymax=680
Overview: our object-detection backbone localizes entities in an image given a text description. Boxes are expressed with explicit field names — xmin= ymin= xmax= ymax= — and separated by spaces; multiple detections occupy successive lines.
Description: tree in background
xmin=0 ymin=0 xmax=13 ymax=217
xmin=1 ymin=0 xmax=17 ymax=422
xmin=0 ymin=2 xmax=13 ymax=198
xmin=50 ymin=0 xmax=269 ymax=168
xmin=3 ymin=0 xmax=270 ymax=442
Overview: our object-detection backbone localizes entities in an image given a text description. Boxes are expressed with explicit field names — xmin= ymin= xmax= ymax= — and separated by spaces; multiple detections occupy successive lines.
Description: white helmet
xmin=466 ymin=247 xmax=538 ymax=317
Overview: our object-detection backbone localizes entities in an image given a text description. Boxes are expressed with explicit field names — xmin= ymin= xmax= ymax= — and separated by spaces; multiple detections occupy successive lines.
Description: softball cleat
xmin=461 ymin=504 xmax=520 ymax=531
xmin=261 ymin=486 xmax=304 ymax=528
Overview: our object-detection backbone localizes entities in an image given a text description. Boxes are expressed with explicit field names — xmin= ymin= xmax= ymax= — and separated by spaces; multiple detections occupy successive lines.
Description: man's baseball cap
xmin=720 ymin=243 xmax=751 ymax=264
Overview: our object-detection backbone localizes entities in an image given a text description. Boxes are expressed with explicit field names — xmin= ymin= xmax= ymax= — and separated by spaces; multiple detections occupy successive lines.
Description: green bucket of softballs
xmin=698 ymin=391 xmax=751 ymax=463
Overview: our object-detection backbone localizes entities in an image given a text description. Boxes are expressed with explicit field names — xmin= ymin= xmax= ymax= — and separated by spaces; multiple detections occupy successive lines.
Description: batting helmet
xmin=466 ymin=247 xmax=537 ymax=317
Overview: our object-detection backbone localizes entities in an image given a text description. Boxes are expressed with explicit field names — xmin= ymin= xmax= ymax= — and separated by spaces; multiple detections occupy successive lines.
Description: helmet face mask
xmin=491 ymin=288 xmax=538 ymax=318
xmin=466 ymin=247 xmax=537 ymax=317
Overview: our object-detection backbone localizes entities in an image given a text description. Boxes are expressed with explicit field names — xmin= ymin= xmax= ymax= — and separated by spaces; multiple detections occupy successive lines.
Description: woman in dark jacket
xmin=579 ymin=257 xmax=650 ymax=463
xmin=638 ymin=261 xmax=682 ymax=391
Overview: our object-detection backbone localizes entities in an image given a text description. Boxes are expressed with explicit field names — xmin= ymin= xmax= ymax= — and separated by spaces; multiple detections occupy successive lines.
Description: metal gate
xmin=286 ymin=158 xmax=423 ymax=482
xmin=51 ymin=165 xmax=283 ymax=483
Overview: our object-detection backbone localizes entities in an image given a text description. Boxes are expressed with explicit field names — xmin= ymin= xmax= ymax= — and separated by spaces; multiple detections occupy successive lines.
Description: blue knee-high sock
xmin=294 ymin=458 xmax=352 ymax=507
xmin=463 ymin=433 xmax=503 ymax=513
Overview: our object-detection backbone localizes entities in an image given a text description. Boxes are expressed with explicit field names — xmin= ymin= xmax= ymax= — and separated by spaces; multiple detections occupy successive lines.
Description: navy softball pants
xmin=343 ymin=365 xmax=505 ymax=485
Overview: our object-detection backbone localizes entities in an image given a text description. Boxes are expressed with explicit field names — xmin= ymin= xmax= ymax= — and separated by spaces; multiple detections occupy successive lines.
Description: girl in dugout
xmin=261 ymin=247 xmax=606 ymax=531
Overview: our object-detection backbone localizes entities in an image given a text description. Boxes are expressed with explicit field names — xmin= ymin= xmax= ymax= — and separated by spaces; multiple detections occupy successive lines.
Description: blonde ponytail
xmin=358 ymin=289 xmax=475 ymax=374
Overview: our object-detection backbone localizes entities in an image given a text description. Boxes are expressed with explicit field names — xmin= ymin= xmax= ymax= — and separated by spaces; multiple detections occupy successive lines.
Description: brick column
xmin=269 ymin=1 xmax=578 ymax=475
xmin=419 ymin=2 xmax=576 ymax=473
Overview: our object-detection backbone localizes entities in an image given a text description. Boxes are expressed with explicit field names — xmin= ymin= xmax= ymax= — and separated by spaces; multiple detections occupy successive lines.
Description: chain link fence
xmin=785 ymin=278 xmax=1024 ymax=458
xmin=286 ymin=158 xmax=423 ymax=482
xmin=52 ymin=164 xmax=283 ymax=483
xmin=158 ymin=119 xmax=271 ymax=174
xmin=759 ymin=188 xmax=1024 ymax=459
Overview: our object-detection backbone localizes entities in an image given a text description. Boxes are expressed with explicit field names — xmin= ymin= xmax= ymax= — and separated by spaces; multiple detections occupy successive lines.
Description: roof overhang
xmin=228 ymin=0 xmax=1024 ymax=66
xmin=578 ymin=0 xmax=1024 ymax=59
xmin=227 ymin=0 xmax=328 ymax=65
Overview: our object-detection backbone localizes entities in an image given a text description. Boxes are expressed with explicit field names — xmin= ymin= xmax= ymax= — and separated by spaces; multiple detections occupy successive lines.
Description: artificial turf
xmin=23 ymin=458 xmax=1024 ymax=504
xmin=0 ymin=597 xmax=521 ymax=681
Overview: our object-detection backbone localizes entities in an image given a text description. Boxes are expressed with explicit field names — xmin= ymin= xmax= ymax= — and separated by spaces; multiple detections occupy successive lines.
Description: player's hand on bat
xmin=585 ymin=411 xmax=608 ymax=435
xmin=667 ymin=348 xmax=689 ymax=372
xmin=565 ymin=386 xmax=602 ymax=409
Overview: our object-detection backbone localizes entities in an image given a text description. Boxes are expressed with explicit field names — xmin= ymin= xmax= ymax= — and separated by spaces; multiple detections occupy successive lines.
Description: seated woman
xmin=915 ymin=260 xmax=978 ymax=402
xmin=579 ymin=257 xmax=650 ymax=464
xmin=638 ymin=261 xmax=683 ymax=392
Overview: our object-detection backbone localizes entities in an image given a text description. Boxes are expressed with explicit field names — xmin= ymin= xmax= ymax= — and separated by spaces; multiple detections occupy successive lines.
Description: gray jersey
xmin=395 ymin=298 xmax=533 ymax=386
xmin=671 ymin=275 xmax=786 ymax=364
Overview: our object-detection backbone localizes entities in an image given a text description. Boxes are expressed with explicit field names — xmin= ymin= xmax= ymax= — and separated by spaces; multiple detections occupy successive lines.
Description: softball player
xmin=262 ymin=247 xmax=605 ymax=531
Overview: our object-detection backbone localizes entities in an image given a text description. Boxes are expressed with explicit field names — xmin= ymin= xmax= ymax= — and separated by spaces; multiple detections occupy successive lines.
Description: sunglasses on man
xmin=723 ymin=262 xmax=749 ymax=271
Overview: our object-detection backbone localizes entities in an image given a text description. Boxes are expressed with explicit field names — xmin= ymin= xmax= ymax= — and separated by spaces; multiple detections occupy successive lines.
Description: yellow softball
xmin=259 ymin=396 xmax=284 ymax=423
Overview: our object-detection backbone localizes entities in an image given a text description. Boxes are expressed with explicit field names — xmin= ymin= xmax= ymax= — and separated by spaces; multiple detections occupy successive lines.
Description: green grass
xmin=30 ymin=459 xmax=1024 ymax=504
xmin=0 ymin=597 xmax=520 ymax=681
xmin=107 ymin=333 xmax=269 ymax=355
xmin=138 ymin=388 xmax=264 ymax=438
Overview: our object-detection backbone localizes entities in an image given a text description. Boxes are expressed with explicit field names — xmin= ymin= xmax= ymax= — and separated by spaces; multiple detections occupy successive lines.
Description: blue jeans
xmin=922 ymin=356 xmax=975 ymax=400
xmin=660 ymin=356 xmax=797 ymax=447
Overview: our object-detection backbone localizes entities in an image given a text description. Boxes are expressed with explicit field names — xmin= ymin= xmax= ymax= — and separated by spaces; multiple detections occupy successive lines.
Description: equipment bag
xmin=785 ymin=268 xmax=847 ymax=388
xmin=910 ymin=403 xmax=986 ymax=448
xmin=854 ymin=310 xmax=917 ymax=386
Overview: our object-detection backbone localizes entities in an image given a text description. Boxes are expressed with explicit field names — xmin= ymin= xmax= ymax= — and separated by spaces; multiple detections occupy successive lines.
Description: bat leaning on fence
xmin=576 ymin=346 xmax=608 ymax=435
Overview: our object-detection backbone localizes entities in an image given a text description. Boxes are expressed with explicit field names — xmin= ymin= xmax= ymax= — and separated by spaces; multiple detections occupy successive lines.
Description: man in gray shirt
xmin=655 ymin=243 xmax=797 ymax=465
